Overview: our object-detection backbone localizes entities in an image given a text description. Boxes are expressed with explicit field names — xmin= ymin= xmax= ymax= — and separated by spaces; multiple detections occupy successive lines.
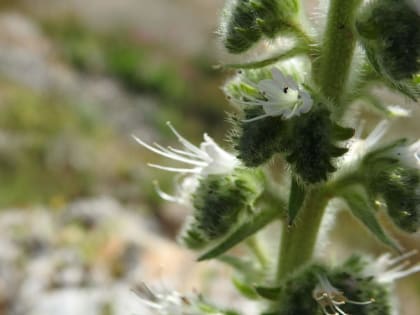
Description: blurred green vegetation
xmin=0 ymin=82 xmax=102 ymax=206
xmin=42 ymin=17 xmax=227 ymax=121
xmin=0 ymin=15 xmax=231 ymax=209
xmin=43 ymin=19 xmax=188 ymax=102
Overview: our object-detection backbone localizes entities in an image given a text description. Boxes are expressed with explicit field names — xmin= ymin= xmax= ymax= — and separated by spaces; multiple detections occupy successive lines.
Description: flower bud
xmin=356 ymin=0 xmax=420 ymax=81
xmin=362 ymin=139 xmax=420 ymax=233
xmin=179 ymin=169 xmax=264 ymax=249
xmin=253 ymin=0 xmax=300 ymax=38
xmin=220 ymin=0 xmax=262 ymax=54
xmin=220 ymin=0 xmax=300 ymax=53
xmin=369 ymin=166 xmax=420 ymax=233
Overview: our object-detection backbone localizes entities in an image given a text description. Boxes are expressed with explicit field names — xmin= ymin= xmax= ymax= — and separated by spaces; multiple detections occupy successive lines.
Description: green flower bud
xmin=369 ymin=166 xmax=420 ymax=233
xmin=220 ymin=0 xmax=300 ymax=53
xmin=179 ymin=168 xmax=264 ymax=249
xmin=362 ymin=139 xmax=420 ymax=233
xmin=253 ymin=0 xmax=300 ymax=38
xmin=285 ymin=106 xmax=354 ymax=183
xmin=356 ymin=0 xmax=420 ymax=81
xmin=220 ymin=0 xmax=262 ymax=54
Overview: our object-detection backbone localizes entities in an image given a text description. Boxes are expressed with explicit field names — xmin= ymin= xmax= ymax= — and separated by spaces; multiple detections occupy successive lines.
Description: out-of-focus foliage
xmin=43 ymin=18 xmax=187 ymax=102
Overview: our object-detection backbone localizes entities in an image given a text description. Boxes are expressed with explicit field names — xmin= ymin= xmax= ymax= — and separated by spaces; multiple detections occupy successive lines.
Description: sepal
xmin=284 ymin=106 xmax=354 ymax=183
xmin=230 ymin=107 xmax=287 ymax=167
xmin=287 ymin=177 xmax=306 ymax=225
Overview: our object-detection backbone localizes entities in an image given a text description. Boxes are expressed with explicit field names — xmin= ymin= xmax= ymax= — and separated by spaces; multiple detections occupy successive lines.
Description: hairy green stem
xmin=246 ymin=236 xmax=268 ymax=268
xmin=275 ymin=0 xmax=362 ymax=283
xmin=316 ymin=0 xmax=362 ymax=105
xmin=276 ymin=188 xmax=330 ymax=281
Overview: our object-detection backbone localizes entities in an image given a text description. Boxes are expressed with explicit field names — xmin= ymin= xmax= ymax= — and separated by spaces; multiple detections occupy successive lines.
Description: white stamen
xmin=364 ymin=250 xmax=420 ymax=284
xmin=313 ymin=275 xmax=374 ymax=315
xmin=147 ymin=164 xmax=202 ymax=174
xmin=166 ymin=121 xmax=208 ymax=159
xmin=133 ymin=135 xmax=207 ymax=166
xmin=133 ymin=122 xmax=238 ymax=204
xmin=387 ymin=105 xmax=411 ymax=117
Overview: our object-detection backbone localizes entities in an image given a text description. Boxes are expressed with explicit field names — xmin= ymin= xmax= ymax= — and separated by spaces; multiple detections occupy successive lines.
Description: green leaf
xmin=255 ymin=286 xmax=282 ymax=300
xmin=232 ymin=276 xmax=259 ymax=299
xmin=198 ymin=205 xmax=282 ymax=261
xmin=218 ymin=255 xmax=259 ymax=275
xmin=340 ymin=186 xmax=401 ymax=252
xmin=287 ymin=178 xmax=306 ymax=225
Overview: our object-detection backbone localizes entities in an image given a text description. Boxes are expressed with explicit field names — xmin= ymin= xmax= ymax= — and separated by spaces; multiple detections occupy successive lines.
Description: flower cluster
xmin=134 ymin=122 xmax=264 ymax=249
xmin=133 ymin=121 xmax=239 ymax=204
xmin=313 ymin=275 xmax=374 ymax=315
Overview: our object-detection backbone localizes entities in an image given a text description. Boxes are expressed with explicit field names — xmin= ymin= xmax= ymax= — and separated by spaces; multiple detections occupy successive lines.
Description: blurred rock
xmin=0 ymin=196 xmax=250 ymax=315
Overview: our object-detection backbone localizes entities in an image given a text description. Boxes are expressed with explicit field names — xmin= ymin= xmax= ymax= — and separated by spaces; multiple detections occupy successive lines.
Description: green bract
xmin=231 ymin=107 xmax=287 ymax=167
xmin=284 ymin=106 xmax=353 ymax=183
xmin=230 ymin=105 xmax=353 ymax=183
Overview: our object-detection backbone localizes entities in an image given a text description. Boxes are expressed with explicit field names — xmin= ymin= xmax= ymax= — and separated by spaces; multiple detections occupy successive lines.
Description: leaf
xmin=218 ymin=255 xmax=259 ymax=275
xmin=255 ymin=286 xmax=282 ymax=300
xmin=340 ymin=186 xmax=401 ymax=252
xmin=232 ymin=276 xmax=259 ymax=299
xmin=198 ymin=205 xmax=282 ymax=261
xmin=287 ymin=178 xmax=306 ymax=225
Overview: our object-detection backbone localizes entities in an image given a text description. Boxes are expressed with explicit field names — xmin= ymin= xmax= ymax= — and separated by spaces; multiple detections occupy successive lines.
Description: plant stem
xmin=276 ymin=188 xmax=330 ymax=281
xmin=274 ymin=0 xmax=362 ymax=284
xmin=316 ymin=0 xmax=362 ymax=105
xmin=246 ymin=236 xmax=268 ymax=268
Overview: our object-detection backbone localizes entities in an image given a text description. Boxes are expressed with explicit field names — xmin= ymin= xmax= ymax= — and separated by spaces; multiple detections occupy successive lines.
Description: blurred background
xmin=0 ymin=1 xmax=418 ymax=315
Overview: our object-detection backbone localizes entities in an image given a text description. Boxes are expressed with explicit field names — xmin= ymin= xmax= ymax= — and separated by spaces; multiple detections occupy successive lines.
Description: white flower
xmin=135 ymin=284 xmax=221 ymax=315
xmin=386 ymin=105 xmax=411 ymax=118
xmin=363 ymin=250 xmax=420 ymax=284
xmin=342 ymin=120 xmax=390 ymax=166
xmin=341 ymin=120 xmax=419 ymax=169
xmin=230 ymin=67 xmax=313 ymax=121
xmin=313 ymin=275 xmax=374 ymax=315
xmin=133 ymin=122 xmax=239 ymax=204
xmin=389 ymin=139 xmax=420 ymax=169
